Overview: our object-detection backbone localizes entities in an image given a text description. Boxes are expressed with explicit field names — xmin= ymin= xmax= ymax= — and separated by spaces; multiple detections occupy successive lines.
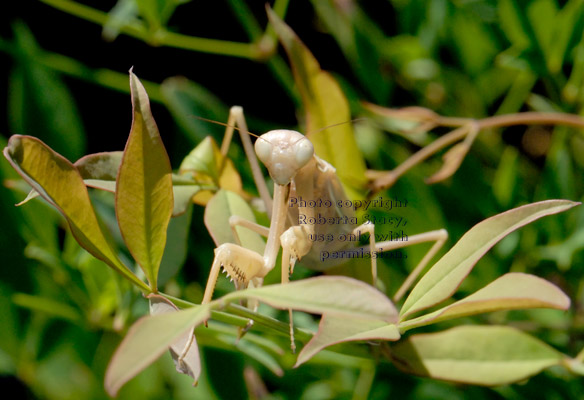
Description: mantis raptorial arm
xmin=229 ymin=215 xmax=270 ymax=246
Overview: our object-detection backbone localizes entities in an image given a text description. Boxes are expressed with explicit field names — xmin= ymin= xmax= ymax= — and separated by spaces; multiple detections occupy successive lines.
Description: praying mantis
xmin=201 ymin=106 xmax=448 ymax=350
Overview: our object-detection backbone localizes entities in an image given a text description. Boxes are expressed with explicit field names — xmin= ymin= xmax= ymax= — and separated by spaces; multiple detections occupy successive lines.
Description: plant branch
xmin=37 ymin=0 xmax=298 ymax=102
xmin=366 ymin=106 xmax=584 ymax=191
xmin=158 ymin=292 xmax=313 ymax=342
xmin=40 ymin=0 xmax=259 ymax=59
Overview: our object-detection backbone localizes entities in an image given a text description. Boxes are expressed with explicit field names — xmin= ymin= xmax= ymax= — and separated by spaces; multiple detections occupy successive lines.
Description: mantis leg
xmin=280 ymin=228 xmax=312 ymax=353
xmin=226 ymin=216 xmax=270 ymax=336
xmin=278 ymin=166 xmax=318 ymax=353
xmin=334 ymin=228 xmax=448 ymax=300
xmin=229 ymin=215 xmax=270 ymax=246
xmin=221 ymin=106 xmax=273 ymax=216
xmin=371 ymin=229 xmax=448 ymax=301
xmin=351 ymin=223 xmax=378 ymax=284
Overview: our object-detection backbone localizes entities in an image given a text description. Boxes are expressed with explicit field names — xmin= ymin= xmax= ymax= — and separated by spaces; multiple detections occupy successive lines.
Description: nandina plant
xmin=3 ymin=10 xmax=584 ymax=399
xmin=4 ymin=68 xmax=583 ymax=396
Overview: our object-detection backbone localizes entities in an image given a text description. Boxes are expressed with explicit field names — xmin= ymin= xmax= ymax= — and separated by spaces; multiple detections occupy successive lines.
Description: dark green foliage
xmin=1 ymin=1 xmax=583 ymax=399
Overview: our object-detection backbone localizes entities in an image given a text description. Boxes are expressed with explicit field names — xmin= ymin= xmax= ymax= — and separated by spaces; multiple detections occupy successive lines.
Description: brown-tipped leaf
xmin=116 ymin=71 xmax=174 ymax=290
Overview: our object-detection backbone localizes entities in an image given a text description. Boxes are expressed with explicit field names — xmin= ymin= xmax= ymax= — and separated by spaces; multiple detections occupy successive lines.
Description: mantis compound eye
xmin=294 ymin=138 xmax=314 ymax=168
xmin=255 ymin=137 xmax=272 ymax=165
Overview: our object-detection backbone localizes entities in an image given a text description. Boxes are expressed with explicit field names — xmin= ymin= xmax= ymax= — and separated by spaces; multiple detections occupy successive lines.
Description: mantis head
xmin=255 ymin=130 xmax=314 ymax=186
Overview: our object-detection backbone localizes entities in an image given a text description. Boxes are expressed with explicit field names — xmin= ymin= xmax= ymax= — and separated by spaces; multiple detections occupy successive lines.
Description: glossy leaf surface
xmin=401 ymin=200 xmax=579 ymax=319
xmin=390 ymin=325 xmax=565 ymax=385
xmin=105 ymin=276 xmax=397 ymax=394
xmin=204 ymin=189 xmax=265 ymax=254
xmin=296 ymin=315 xmax=399 ymax=367
xmin=224 ymin=276 xmax=398 ymax=322
xmin=268 ymin=8 xmax=366 ymax=196
xmin=400 ymin=272 xmax=570 ymax=331
xmin=115 ymin=71 xmax=174 ymax=290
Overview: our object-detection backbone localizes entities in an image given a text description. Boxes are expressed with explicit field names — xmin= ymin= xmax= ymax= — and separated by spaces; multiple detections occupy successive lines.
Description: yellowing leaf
xmin=225 ymin=276 xmax=398 ymax=322
xmin=267 ymin=9 xmax=367 ymax=198
xmin=3 ymin=135 xmax=149 ymax=291
xmin=390 ymin=325 xmax=564 ymax=385
xmin=116 ymin=71 xmax=174 ymax=290
xmin=106 ymin=276 xmax=398 ymax=394
xmin=179 ymin=136 xmax=243 ymax=205
xmin=399 ymin=273 xmax=570 ymax=331
xmin=296 ymin=314 xmax=399 ymax=367
xmin=105 ymin=303 xmax=211 ymax=397
xmin=148 ymin=294 xmax=200 ymax=383
xmin=204 ymin=189 xmax=265 ymax=254
xmin=401 ymin=200 xmax=579 ymax=319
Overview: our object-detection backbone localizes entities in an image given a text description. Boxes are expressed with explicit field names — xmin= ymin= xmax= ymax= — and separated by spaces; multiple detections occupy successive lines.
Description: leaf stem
xmin=158 ymin=292 xmax=313 ymax=342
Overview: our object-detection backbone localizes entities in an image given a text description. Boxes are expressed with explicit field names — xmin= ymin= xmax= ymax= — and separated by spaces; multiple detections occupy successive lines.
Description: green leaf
xmin=204 ymin=190 xmax=265 ymax=254
xmin=399 ymin=273 xmax=570 ymax=331
xmin=390 ymin=325 xmax=565 ymax=385
xmin=449 ymin=12 xmax=499 ymax=75
xmin=105 ymin=303 xmax=211 ymax=397
xmin=116 ymin=70 xmax=174 ymax=290
xmin=209 ymin=330 xmax=284 ymax=377
xmin=75 ymin=151 xmax=122 ymax=198
xmin=547 ymin=0 xmax=584 ymax=73
xmin=160 ymin=76 xmax=228 ymax=143
xmin=169 ymin=174 xmax=205 ymax=216
xmin=75 ymin=151 xmax=124 ymax=181
xmin=135 ymin=0 xmax=178 ymax=34
xmin=400 ymin=200 xmax=579 ymax=319
xmin=3 ymin=135 xmax=149 ymax=291
xmin=499 ymin=0 xmax=531 ymax=49
xmin=493 ymin=146 xmax=520 ymax=207
xmin=77 ymin=151 xmax=203 ymax=216
xmin=105 ymin=276 xmax=397 ymax=394
xmin=148 ymin=295 xmax=200 ymax=382
xmin=310 ymin=1 xmax=392 ymax=103
xmin=158 ymin=204 xmax=193 ymax=286
xmin=267 ymin=8 xmax=367 ymax=197
xmin=527 ymin=0 xmax=558 ymax=65
xmin=179 ymin=137 xmax=222 ymax=182
xmin=225 ymin=276 xmax=398 ymax=322
xmin=103 ymin=0 xmax=139 ymax=41
xmin=296 ymin=314 xmax=400 ymax=367
xmin=12 ymin=293 xmax=82 ymax=323
xmin=178 ymin=137 xmax=244 ymax=206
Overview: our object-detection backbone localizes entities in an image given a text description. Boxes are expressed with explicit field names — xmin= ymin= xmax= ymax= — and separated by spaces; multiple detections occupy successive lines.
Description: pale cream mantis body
xmin=202 ymin=106 xmax=448 ymax=349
